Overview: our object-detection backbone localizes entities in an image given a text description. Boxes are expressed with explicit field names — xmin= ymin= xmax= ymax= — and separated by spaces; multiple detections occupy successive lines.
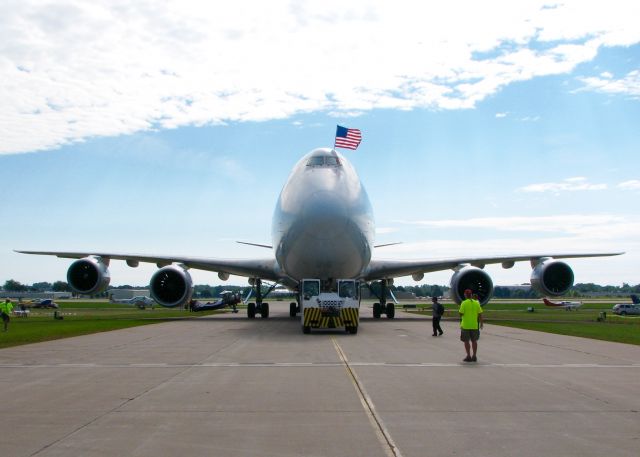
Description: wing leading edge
xmin=363 ymin=252 xmax=624 ymax=282
xmin=14 ymin=250 xmax=287 ymax=285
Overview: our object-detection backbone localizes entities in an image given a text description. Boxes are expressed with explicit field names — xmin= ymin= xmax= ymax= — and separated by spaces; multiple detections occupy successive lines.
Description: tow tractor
xmin=300 ymin=279 xmax=360 ymax=334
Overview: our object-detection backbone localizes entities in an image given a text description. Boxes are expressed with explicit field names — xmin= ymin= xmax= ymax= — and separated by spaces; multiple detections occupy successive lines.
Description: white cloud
xmin=1 ymin=0 xmax=639 ymax=154
xmin=395 ymin=214 xmax=635 ymax=237
xmin=618 ymin=180 xmax=640 ymax=190
xmin=376 ymin=212 xmax=637 ymax=285
xmin=579 ymin=70 xmax=640 ymax=98
xmin=495 ymin=112 xmax=508 ymax=118
xmin=518 ymin=177 xmax=607 ymax=192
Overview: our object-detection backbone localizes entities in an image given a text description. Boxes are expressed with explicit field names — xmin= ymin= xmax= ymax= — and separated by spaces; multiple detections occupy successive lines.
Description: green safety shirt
xmin=459 ymin=299 xmax=482 ymax=330
xmin=1 ymin=301 xmax=14 ymax=314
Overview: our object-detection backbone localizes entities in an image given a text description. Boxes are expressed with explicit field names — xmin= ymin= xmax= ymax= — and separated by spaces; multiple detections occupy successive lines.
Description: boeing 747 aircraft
xmin=17 ymin=148 xmax=622 ymax=333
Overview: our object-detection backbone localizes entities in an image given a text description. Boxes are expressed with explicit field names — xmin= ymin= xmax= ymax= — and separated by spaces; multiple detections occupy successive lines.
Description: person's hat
xmin=431 ymin=296 xmax=438 ymax=302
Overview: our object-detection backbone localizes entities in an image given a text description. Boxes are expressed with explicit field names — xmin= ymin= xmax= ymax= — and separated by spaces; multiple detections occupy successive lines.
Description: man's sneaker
xmin=463 ymin=356 xmax=472 ymax=362
xmin=471 ymin=356 xmax=477 ymax=362
xmin=438 ymin=331 xmax=443 ymax=336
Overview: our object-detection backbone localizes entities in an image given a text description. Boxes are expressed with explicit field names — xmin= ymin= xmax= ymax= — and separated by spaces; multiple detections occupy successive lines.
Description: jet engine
xmin=67 ymin=256 xmax=110 ymax=295
xmin=150 ymin=265 xmax=194 ymax=308
xmin=530 ymin=259 xmax=574 ymax=296
xmin=450 ymin=265 xmax=494 ymax=305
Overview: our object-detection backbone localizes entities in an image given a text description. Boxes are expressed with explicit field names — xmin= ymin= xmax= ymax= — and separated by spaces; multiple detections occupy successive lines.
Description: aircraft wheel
xmin=373 ymin=302 xmax=381 ymax=318
xmin=247 ymin=302 xmax=256 ymax=319
xmin=303 ymin=325 xmax=311 ymax=334
xmin=261 ymin=302 xmax=269 ymax=318
xmin=290 ymin=302 xmax=297 ymax=317
xmin=386 ymin=303 xmax=395 ymax=319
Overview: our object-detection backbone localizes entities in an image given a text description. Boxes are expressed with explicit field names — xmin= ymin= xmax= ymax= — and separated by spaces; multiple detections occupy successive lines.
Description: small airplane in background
xmin=542 ymin=298 xmax=582 ymax=310
xmin=191 ymin=291 xmax=241 ymax=313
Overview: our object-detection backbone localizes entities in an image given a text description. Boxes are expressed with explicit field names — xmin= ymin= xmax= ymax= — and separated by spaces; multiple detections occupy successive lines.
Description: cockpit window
xmin=307 ymin=156 xmax=325 ymax=166
xmin=306 ymin=155 xmax=341 ymax=167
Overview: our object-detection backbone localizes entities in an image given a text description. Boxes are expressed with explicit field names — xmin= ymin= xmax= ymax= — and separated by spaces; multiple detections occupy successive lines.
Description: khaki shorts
xmin=460 ymin=329 xmax=480 ymax=342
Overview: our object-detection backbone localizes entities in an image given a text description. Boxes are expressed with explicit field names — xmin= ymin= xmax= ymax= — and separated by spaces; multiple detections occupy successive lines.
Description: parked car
xmin=612 ymin=304 xmax=640 ymax=316
xmin=132 ymin=296 xmax=154 ymax=308
xmin=30 ymin=299 xmax=59 ymax=309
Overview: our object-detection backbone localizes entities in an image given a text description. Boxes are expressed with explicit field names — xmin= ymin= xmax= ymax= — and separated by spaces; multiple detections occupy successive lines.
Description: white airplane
xmin=542 ymin=298 xmax=583 ymax=310
xmin=16 ymin=147 xmax=622 ymax=333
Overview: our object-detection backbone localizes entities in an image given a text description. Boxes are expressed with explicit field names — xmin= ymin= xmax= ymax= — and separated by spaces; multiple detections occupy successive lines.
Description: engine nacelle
xmin=150 ymin=265 xmax=194 ymax=308
xmin=530 ymin=260 xmax=574 ymax=296
xmin=67 ymin=257 xmax=110 ymax=295
xmin=449 ymin=265 xmax=494 ymax=305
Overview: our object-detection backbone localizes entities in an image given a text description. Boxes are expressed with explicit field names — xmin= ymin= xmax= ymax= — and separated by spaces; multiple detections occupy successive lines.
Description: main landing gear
xmin=247 ymin=278 xmax=270 ymax=319
xmin=371 ymin=279 xmax=395 ymax=319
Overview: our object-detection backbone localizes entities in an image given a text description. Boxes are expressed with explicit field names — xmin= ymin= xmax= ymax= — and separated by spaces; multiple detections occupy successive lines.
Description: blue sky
xmin=1 ymin=1 xmax=639 ymax=287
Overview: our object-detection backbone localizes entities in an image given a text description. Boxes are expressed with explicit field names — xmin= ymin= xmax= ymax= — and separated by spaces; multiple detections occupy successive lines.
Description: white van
xmin=612 ymin=304 xmax=640 ymax=316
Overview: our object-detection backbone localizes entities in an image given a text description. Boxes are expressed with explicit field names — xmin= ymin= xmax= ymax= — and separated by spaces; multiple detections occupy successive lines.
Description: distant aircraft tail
xmin=543 ymin=298 xmax=560 ymax=307
xmin=631 ymin=294 xmax=640 ymax=305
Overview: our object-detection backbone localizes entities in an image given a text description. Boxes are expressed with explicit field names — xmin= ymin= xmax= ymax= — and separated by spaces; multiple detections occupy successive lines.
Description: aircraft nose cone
xmin=302 ymin=191 xmax=348 ymax=240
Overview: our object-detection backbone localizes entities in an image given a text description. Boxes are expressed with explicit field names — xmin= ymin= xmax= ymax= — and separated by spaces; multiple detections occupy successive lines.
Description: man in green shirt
xmin=459 ymin=289 xmax=483 ymax=362
xmin=1 ymin=298 xmax=14 ymax=332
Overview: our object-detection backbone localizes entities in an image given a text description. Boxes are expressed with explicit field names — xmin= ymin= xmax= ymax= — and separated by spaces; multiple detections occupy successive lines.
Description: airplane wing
xmin=15 ymin=250 xmax=285 ymax=284
xmin=362 ymin=252 xmax=624 ymax=281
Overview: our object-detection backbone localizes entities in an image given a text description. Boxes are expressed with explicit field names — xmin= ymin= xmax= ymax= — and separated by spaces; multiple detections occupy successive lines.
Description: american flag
xmin=334 ymin=125 xmax=362 ymax=150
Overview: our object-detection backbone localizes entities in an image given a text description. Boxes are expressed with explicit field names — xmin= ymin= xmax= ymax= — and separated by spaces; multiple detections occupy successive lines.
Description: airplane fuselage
xmin=272 ymin=148 xmax=375 ymax=282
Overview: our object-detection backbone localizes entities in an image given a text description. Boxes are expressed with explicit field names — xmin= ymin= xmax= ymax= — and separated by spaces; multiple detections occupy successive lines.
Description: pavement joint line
xmin=332 ymin=337 xmax=404 ymax=457
xmin=1 ymin=362 xmax=639 ymax=368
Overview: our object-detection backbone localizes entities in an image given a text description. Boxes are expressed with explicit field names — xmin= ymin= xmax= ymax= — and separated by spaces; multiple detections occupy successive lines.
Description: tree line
xmin=3 ymin=279 xmax=639 ymax=298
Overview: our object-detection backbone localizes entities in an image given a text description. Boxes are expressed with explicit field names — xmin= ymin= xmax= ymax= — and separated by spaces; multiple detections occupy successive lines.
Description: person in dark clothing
xmin=431 ymin=296 xmax=444 ymax=336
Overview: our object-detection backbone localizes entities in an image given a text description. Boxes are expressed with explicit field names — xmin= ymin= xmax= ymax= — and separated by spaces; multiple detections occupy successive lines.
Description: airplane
xmin=542 ymin=298 xmax=583 ymax=310
xmin=16 ymin=147 xmax=623 ymax=333
xmin=109 ymin=295 xmax=156 ymax=309
xmin=190 ymin=290 xmax=241 ymax=313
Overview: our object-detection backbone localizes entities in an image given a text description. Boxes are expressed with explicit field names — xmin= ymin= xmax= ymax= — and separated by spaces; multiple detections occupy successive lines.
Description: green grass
xmin=411 ymin=300 xmax=640 ymax=345
xmin=3 ymin=300 xmax=638 ymax=348
xmin=490 ymin=320 xmax=640 ymax=345
xmin=0 ymin=303 xmax=224 ymax=349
